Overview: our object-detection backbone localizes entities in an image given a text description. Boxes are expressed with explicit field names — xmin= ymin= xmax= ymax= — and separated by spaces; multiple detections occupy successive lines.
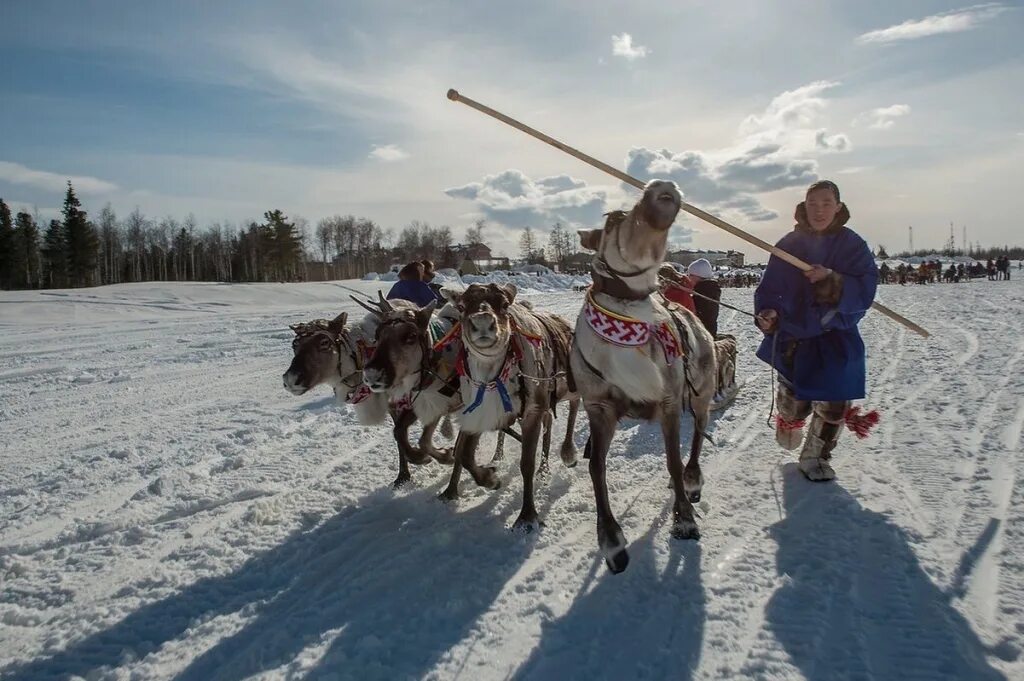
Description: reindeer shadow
xmin=765 ymin=464 xmax=1007 ymax=680
xmin=511 ymin=501 xmax=705 ymax=680
xmin=3 ymin=488 xmax=533 ymax=681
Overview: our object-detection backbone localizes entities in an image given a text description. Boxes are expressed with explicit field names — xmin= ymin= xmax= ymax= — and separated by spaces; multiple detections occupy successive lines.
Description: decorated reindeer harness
xmin=432 ymin=320 xmax=547 ymax=416
xmin=581 ymin=289 xmax=683 ymax=365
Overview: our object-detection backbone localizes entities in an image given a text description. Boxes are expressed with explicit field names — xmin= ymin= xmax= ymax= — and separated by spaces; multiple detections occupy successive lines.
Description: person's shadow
xmin=765 ymin=464 xmax=1008 ymax=680
xmin=2 ymin=487 xmax=534 ymax=681
xmin=512 ymin=500 xmax=705 ymax=680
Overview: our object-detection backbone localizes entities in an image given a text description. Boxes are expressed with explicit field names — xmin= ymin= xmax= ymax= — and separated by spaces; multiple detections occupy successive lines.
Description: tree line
xmin=0 ymin=183 xmax=587 ymax=291
xmin=0 ymin=183 xmax=310 ymax=290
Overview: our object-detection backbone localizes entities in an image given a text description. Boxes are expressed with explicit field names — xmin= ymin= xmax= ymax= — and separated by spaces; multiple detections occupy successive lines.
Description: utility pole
xmin=909 ymin=225 xmax=914 ymax=253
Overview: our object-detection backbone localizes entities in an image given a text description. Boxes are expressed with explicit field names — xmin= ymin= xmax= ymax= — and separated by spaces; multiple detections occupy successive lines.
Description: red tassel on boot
xmin=844 ymin=406 xmax=880 ymax=439
xmin=776 ymin=415 xmax=805 ymax=431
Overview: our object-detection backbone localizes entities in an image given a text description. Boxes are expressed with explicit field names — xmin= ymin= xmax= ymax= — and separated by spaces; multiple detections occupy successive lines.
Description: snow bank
xmin=363 ymin=269 xmax=591 ymax=293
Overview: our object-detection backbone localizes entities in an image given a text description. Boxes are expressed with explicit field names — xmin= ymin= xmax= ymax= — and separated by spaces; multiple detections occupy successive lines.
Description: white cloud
xmin=0 ymin=160 xmax=119 ymax=194
xmin=624 ymin=81 xmax=851 ymax=222
xmin=611 ymin=33 xmax=649 ymax=60
xmin=444 ymin=169 xmax=615 ymax=230
xmin=858 ymin=4 xmax=1008 ymax=44
xmin=854 ymin=104 xmax=911 ymax=130
xmin=837 ymin=166 xmax=873 ymax=174
xmin=449 ymin=80 xmax=852 ymax=229
xmin=368 ymin=144 xmax=409 ymax=161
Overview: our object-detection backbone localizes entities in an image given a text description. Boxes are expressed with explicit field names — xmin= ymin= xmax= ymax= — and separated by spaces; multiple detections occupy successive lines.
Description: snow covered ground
xmin=2 ymin=276 xmax=1023 ymax=680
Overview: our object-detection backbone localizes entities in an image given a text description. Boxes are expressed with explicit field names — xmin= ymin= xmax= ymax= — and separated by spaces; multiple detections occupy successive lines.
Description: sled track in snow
xmin=2 ymin=282 xmax=1022 ymax=680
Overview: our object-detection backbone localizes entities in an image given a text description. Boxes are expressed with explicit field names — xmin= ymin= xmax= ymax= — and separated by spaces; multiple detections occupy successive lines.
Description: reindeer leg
xmin=461 ymin=429 xmax=501 ymax=491
xmin=391 ymin=408 xmax=419 ymax=488
xmin=662 ymin=404 xmax=700 ymax=540
xmin=439 ymin=431 xmax=478 ymax=501
xmin=439 ymin=413 xmax=454 ymax=439
xmin=537 ymin=411 xmax=553 ymax=479
xmin=684 ymin=398 xmax=710 ymax=503
xmin=493 ymin=429 xmax=506 ymax=462
xmin=418 ymin=417 xmax=454 ymax=464
xmin=513 ymin=410 xmax=544 ymax=532
xmin=559 ymin=397 xmax=580 ymax=467
xmin=586 ymin=402 xmax=629 ymax=574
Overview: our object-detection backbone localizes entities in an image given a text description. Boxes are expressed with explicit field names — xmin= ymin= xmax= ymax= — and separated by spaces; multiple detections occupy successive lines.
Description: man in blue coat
xmin=754 ymin=180 xmax=878 ymax=481
xmin=386 ymin=261 xmax=439 ymax=307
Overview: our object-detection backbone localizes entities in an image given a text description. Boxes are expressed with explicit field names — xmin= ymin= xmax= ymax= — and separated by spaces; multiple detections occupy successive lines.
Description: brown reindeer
xmin=356 ymin=297 xmax=464 ymax=486
xmin=435 ymin=283 xmax=580 ymax=531
xmin=283 ymin=303 xmax=454 ymax=488
xmin=571 ymin=179 xmax=718 ymax=573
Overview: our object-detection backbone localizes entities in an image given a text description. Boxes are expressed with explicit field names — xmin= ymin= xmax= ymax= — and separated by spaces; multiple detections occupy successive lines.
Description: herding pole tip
xmin=447 ymin=89 xmax=460 ymax=101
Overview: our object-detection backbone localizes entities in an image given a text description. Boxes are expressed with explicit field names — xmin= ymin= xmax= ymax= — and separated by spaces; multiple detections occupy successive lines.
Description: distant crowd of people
xmin=718 ymin=271 xmax=760 ymax=288
xmin=987 ymin=255 xmax=1015 ymax=281
xmin=878 ymin=256 xmax=1016 ymax=285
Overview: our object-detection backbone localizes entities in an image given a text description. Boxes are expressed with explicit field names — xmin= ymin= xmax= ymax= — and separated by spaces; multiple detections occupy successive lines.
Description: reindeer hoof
xmin=393 ymin=473 xmax=412 ymax=489
xmin=598 ymin=522 xmax=629 ymax=573
xmin=683 ymin=466 xmax=703 ymax=503
xmin=438 ymin=486 xmax=459 ymax=502
xmin=671 ymin=518 xmax=701 ymax=541
xmin=512 ymin=513 xmax=541 ymax=534
xmin=605 ymin=549 xmax=630 ymax=574
xmin=478 ymin=465 xmax=501 ymax=490
xmin=560 ymin=446 xmax=579 ymax=468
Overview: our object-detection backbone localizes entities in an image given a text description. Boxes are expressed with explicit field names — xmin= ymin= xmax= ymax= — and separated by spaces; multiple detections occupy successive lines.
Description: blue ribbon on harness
xmin=495 ymin=377 xmax=514 ymax=413
xmin=462 ymin=376 xmax=515 ymax=415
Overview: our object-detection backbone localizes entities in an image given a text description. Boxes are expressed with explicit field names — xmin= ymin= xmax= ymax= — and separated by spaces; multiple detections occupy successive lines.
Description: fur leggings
xmin=777 ymin=380 xmax=850 ymax=457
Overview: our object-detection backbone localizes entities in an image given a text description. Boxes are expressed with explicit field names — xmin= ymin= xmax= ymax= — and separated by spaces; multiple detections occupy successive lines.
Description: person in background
xmin=420 ymin=259 xmax=445 ymax=301
xmin=754 ymin=179 xmax=878 ymax=482
xmin=385 ymin=261 xmax=437 ymax=307
xmin=687 ymin=258 xmax=721 ymax=337
xmin=658 ymin=263 xmax=696 ymax=314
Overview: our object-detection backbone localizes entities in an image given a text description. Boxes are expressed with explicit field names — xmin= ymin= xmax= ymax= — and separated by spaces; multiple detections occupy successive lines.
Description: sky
xmin=1 ymin=0 xmax=1021 ymax=261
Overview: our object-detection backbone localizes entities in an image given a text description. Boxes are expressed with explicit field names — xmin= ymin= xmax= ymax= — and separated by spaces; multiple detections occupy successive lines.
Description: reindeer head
xmin=446 ymin=283 xmax=516 ymax=359
xmin=577 ymin=180 xmax=682 ymax=296
xmin=362 ymin=301 xmax=436 ymax=392
xmin=282 ymin=312 xmax=351 ymax=396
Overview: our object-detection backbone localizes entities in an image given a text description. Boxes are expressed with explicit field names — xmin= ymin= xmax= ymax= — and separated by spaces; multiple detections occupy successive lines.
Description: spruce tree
xmin=264 ymin=210 xmax=302 ymax=281
xmin=0 ymin=199 xmax=13 ymax=289
xmin=42 ymin=219 xmax=68 ymax=288
xmin=14 ymin=212 xmax=41 ymax=288
xmin=62 ymin=182 xmax=99 ymax=287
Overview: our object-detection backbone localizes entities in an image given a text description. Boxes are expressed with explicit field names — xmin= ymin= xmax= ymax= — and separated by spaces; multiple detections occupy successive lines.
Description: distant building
xmin=445 ymin=243 xmax=510 ymax=272
xmin=562 ymin=252 xmax=593 ymax=274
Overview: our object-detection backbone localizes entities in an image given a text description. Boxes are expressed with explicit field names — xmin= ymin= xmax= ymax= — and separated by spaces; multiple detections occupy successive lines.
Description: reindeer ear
xmin=577 ymin=229 xmax=602 ymax=251
xmin=414 ymin=300 xmax=437 ymax=328
xmin=499 ymin=283 xmax=517 ymax=305
xmin=327 ymin=312 xmax=348 ymax=334
xmin=289 ymin=324 xmax=303 ymax=334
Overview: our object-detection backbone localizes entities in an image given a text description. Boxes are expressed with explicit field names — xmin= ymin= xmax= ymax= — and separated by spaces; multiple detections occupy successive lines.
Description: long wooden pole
xmin=447 ymin=88 xmax=929 ymax=338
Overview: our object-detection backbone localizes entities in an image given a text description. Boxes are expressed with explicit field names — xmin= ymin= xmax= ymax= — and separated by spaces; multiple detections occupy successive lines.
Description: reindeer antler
xmin=376 ymin=290 xmax=394 ymax=314
xmin=350 ymin=295 xmax=384 ymax=316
